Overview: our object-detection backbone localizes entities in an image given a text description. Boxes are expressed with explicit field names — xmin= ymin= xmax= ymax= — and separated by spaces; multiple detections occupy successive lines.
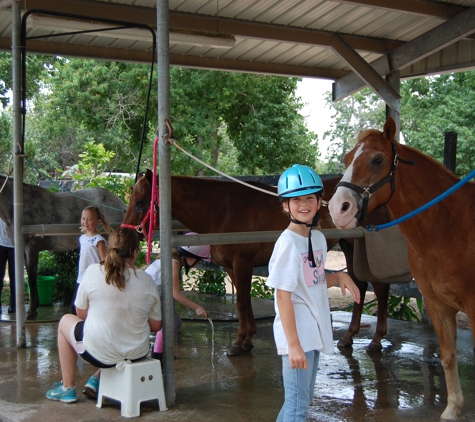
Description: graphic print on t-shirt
xmin=302 ymin=250 xmax=325 ymax=287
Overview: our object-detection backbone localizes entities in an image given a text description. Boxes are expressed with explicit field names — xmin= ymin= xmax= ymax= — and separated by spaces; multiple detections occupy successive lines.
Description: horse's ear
xmin=383 ymin=117 xmax=397 ymax=142
xmin=145 ymin=169 xmax=153 ymax=184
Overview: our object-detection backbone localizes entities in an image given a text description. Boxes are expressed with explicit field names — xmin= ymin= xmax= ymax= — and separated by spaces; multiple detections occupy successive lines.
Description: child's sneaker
xmin=83 ymin=375 xmax=99 ymax=399
xmin=46 ymin=384 xmax=77 ymax=403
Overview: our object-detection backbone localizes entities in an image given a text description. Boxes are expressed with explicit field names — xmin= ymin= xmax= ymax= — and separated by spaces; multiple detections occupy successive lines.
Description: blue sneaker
xmin=83 ymin=375 xmax=99 ymax=399
xmin=46 ymin=385 xmax=77 ymax=403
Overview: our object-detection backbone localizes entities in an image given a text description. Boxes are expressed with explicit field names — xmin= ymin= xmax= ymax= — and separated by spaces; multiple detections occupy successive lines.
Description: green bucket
xmin=36 ymin=276 xmax=56 ymax=306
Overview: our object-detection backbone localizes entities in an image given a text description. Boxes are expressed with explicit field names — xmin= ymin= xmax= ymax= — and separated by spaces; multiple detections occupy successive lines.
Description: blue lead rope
xmin=367 ymin=168 xmax=475 ymax=231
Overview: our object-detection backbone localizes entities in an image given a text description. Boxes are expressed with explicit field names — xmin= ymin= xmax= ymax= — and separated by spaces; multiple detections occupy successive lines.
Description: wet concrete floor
xmin=0 ymin=295 xmax=474 ymax=422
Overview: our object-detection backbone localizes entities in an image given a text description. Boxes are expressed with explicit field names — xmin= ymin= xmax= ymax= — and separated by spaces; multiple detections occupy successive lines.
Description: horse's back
xmin=22 ymin=186 xmax=126 ymax=252
xmin=72 ymin=188 xmax=126 ymax=222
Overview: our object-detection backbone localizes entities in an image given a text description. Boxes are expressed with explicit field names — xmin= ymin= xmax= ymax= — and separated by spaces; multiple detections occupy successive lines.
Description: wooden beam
xmin=0 ymin=37 xmax=350 ymax=79
xmin=169 ymin=53 xmax=350 ymax=79
xmin=18 ymin=0 xmax=403 ymax=54
xmin=329 ymin=0 xmax=468 ymax=19
xmin=169 ymin=12 xmax=402 ymax=54
xmin=331 ymin=34 xmax=400 ymax=112
xmin=333 ymin=6 xmax=475 ymax=101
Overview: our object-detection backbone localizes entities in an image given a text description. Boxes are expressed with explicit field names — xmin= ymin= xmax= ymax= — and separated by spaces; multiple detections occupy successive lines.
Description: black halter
xmin=335 ymin=141 xmax=414 ymax=225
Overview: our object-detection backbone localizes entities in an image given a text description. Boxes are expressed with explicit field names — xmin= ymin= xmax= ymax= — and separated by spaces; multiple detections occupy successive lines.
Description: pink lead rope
xmin=147 ymin=136 xmax=160 ymax=265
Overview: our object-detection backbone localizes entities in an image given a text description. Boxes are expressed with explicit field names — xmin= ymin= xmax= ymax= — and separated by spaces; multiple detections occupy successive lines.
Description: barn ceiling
xmin=0 ymin=0 xmax=475 ymax=99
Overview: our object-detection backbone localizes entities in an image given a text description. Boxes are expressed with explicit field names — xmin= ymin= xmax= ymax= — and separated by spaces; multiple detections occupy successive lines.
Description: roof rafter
xmin=330 ymin=0 xmax=468 ymax=19
xmin=19 ymin=0 xmax=403 ymax=54
xmin=0 ymin=36 xmax=350 ymax=79
xmin=333 ymin=6 xmax=475 ymax=101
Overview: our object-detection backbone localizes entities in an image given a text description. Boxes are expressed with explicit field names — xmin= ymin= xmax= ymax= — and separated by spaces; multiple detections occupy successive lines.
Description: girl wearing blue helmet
xmin=266 ymin=164 xmax=360 ymax=422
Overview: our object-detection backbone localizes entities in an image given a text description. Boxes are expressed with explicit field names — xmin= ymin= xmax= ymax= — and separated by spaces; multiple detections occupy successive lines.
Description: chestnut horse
xmin=328 ymin=116 xmax=475 ymax=422
xmin=123 ymin=170 xmax=395 ymax=356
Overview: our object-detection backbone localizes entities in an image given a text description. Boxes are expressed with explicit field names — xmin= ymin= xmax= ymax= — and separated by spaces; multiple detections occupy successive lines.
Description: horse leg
xmin=337 ymin=280 xmax=367 ymax=348
xmin=366 ymin=282 xmax=390 ymax=352
xmin=24 ymin=247 xmax=39 ymax=320
xmin=337 ymin=239 xmax=367 ymax=348
xmin=226 ymin=262 xmax=256 ymax=356
xmin=424 ymin=297 xmax=462 ymax=421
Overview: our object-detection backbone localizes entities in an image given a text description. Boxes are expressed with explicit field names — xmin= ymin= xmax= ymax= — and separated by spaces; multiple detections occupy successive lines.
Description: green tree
xmin=400 ymin=72 xmax=475 ymax=176
xmin=0 ymin=108 xmax=13 ymax=173
xmin=18 ymin=56 xmax=318 ymax=178
xmin=0 ymin=52 xmax=59 ymax=107
xmin=322 ymin=71 xmax=475 ymax=177
xmin=322 ymin=88 xmax=385 ymax=174
xmin=25 ymin=58 xmax=152 ymax=177
xmin=168 ymin=68 xmax=318 ymax=175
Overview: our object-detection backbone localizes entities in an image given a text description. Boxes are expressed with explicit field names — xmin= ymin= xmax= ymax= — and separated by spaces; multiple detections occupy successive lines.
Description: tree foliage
xmin=1 ymin=54 xmax=319 ymax=180
xmin=321 ymin=88 xmax=385 ymax=173
xmin=400 ymin=72 xmax=475 ymax=176
xmin=0 ymin=108 xmax=12 ymax=173
xmin=169 ymin=68 xmax=317 ymax=175
xmin=0 ymin=52 xmax=59 ymax=107
xmin=321 ymin=71 xmax=475 ymax=177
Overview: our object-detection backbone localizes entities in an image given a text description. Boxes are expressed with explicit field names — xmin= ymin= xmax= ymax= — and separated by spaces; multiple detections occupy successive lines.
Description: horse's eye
xmin=372 ymin=157 xmax=383 ymax=165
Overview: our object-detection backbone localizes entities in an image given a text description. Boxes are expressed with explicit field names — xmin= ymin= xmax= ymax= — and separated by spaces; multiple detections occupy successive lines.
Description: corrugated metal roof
xmin=0 ymin=0 xmax=474 ymax=96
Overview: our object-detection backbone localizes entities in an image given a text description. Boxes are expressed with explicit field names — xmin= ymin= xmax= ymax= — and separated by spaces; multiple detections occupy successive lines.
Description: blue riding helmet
xmin=278 ymin=164 xmax=324 ymax=202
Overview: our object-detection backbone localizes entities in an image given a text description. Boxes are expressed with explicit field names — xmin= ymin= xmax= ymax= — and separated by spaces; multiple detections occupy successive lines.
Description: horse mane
xmin=397 ymin=142 xmax=466 ymax=185
xmin=357 ymin=128 xmax=380 ymax=141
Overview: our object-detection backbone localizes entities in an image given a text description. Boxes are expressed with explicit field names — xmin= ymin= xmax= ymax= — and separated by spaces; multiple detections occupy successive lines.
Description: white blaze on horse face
xmin=328 ymin=144 xmax=364 ymax=230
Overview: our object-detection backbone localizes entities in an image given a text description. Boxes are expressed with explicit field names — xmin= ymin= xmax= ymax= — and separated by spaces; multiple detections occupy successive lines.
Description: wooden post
xmin=443 ymin=132 xmax=457 ymax=174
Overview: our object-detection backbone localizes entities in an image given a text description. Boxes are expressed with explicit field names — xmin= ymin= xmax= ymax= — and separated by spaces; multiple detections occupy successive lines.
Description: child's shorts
xmin=71 ymin=320 xmax=115 ymax=368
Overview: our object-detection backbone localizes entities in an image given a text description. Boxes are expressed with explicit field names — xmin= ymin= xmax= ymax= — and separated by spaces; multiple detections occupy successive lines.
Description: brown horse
xmin=123 ymin=170 xmax=395 ymax=356
xmin=328 ymin=116 xmax=475 ymax=422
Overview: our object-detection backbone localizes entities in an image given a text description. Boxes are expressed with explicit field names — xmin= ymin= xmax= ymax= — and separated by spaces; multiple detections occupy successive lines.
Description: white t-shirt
xmin=0 ymin=219 xmax=14 ymax=248
xmin=76 ymin=234 xmax=106 ymax=284
xmin=75 ymin=264 xmax=162 ymax=365
xmin=145 ymin=258 xmax=180 ymax=290
xmin=266 ymin=229 xmax=334 ymax=355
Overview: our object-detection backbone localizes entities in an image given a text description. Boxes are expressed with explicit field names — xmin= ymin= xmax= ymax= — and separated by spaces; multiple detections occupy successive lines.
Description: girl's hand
xmin=339 ymin=273 xmax=361 ymax=304
xmin=288 ymin=344 xmax=308 ymax=370
xmin=195 ymin=305 xmax=208 ymax=319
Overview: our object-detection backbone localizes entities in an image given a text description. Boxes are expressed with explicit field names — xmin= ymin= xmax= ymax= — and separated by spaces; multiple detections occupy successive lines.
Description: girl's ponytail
xmin=104 ymin=228 xmax=140 ymax=291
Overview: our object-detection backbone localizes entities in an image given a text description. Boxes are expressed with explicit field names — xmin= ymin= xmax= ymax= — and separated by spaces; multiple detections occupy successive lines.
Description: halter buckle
xmin=359 ymin=187 xmax=372 ymax=199
xmin=393 ymin=154 xmax=399 ymax=167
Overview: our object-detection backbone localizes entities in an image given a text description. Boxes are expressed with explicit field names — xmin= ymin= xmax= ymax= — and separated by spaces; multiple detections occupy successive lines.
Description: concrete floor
xmin=0 ymin=295 xmax=474 ymax=422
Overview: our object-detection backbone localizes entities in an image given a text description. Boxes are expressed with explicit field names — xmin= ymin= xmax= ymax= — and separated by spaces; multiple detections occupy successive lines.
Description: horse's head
xmin=328 ymin=117 xmax=398 ymax=229
xmin=122 ymin=169 xmax=158 ymax=237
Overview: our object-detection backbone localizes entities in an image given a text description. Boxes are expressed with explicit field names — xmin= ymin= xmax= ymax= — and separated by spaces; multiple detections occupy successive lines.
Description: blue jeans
xmin=276 ymin=350 xmax=320 ymax=422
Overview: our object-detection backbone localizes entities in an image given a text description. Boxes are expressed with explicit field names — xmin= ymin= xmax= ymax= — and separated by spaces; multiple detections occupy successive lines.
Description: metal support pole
xmin=157 ymin=0 xmax=175 ymax=405
xmin=12 ymin=0 xmax=26 ymax=347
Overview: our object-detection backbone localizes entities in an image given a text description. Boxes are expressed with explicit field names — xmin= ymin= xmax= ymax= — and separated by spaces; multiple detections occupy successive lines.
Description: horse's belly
xmin=410 ymin=263 xmax=470 ymax=313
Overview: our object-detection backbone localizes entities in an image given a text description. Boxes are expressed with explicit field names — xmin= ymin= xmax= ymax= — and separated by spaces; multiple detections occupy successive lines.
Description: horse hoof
xmin=26 ymin=311 xmax=38 ymax=320
xmin=242 ymin=341 xmax=254 ymax=352
xmin=337 ymin=338 xmax=353 ymax=348
xmin=366 ymin=342 xmax=383 ymax=352
xmin=227 ymin=345 xmax=245 ymax=356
